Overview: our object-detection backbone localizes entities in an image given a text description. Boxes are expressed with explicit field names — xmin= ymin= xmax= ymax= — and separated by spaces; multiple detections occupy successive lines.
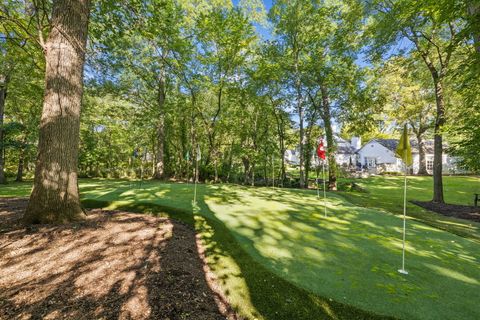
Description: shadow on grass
xmin=194 ymin=187 xmax=479 ymax=320
xmin=82 ymin=187 xmax=394 ymax=320
xmin=4 ymin=180 xmax=479 ymax=319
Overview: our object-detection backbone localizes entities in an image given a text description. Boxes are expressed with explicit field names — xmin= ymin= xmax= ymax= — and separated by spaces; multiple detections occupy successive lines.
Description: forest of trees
xmin=0 ymin=0 xmax=478 ymax=222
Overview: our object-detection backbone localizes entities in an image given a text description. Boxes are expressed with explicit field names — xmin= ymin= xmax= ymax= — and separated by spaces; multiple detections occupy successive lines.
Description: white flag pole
xmin=398 ymin=162 xmax=408 ymax=275
xmin=316 ymin=156 xmax=320 ymax=199
xmin=323 ymin=159 xmax=327 ymax=217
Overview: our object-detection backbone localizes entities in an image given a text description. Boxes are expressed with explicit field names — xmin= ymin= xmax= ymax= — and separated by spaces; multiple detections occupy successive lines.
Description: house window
xmin=365 ymin=157 xmax=376 ymax=168
xmin=427 ymin=158 xmax=434 ymax=171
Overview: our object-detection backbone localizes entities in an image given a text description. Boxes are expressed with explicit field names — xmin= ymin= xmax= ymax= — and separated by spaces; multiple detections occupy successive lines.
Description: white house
xmin=285 ymin=136 xmax=360 ymax=167
xmin=285 ymin=137 xmax=463 ymax=174
xmin=336 ymin=136 xmax=360 ymax=167
xmin=356 ymin=139 xmax=459 ymax=174
xmin=284 ymin=149 xmax=300 ymax=165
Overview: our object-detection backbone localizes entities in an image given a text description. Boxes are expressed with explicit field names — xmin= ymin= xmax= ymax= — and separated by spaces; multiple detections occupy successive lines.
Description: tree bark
xmin=0 ymin=75 xmax=8 ymax=184
xmin=294 ymin=55 xmax=305 ymax=188
xmin=242 ymin=157 xmax=250 ymax=185
xmin=24 ymin=0 xmax=91 ymax=224
xmin=251 ymin=162 xmax=255 ymax=186
xmin=16 ymin=141 xmax=26 ymax=182
xmin=410 ymin=116 xmax=430 ymax=175
xmin=416 ymin=134 xmax=428 ymax=175
xmin=304 ymin=142 xmax=311 ymax=188
xmin=432 ymin=79 xmax=445 ymax=203
xmin=154 ymin=68 xmax=166 ymax=179
xmin=271 ymin=99 xmax=286 ymax=186
xmin=320 ymin=85 xmax=337 ymax=190
xmin=225 ymin=142 xmax=234 ymax=182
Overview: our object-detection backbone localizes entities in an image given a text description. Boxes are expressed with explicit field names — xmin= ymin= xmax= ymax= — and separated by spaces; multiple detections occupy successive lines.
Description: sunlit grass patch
xmin=1 ymin=178 xmax=479 ymax=320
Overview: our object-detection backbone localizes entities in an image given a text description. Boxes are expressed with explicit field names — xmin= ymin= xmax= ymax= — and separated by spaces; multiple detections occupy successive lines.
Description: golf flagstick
xmin=316 ymin=156 xmax=320 ymax=199
xmin=398 ymin=162 xmax=408 ymax=275
xmin=395 ymin=124 xmax=412 ymax=275
xmin=323 ymin=159 xmax=327 ymax=217
xmin=316 ymin=138 xmax=327 ymax=216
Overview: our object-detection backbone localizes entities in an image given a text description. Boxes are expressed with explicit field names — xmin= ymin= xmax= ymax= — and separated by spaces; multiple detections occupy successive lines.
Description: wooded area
xmin=0 ymin=0 xmax=479 ymax=222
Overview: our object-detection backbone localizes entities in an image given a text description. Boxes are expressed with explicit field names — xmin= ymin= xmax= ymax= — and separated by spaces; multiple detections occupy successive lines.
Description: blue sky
xmin=231 ymin=0 xmax=274 ymax=39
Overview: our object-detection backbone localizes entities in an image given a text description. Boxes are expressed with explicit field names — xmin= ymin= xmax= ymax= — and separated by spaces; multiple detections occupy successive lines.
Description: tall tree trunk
xmin=242 ymin=157 xmax=249 ymax=185
xmin=320 ymin=85 xmax=337 ymax=190
xmin=298 ymin=99 xmax=305 ymax=188
xmin=432 ymin=79 xmax=445 ymax=203
xmin=303 ymin=102 xmax=319 ymax=189
xmin=279 ymin=121 xmax=286 ymax=186
xmin=272 ymin=100 xmax=286 ymax=186
xmin=154 ymin=68 xmax=166 ymax=179
xmin=225 ymin=142 xmax=234 ymax=182
xmin=16 ymin=142 xmax=26 ymax=182
xmin=24 ymin=0 xmax=91 ymax=224
xmin=264 ymin=156 xmax=267 ymax=185
xmin=304 ymin=140 xmax=311 ymax=188
xmin=294 ymin=57 xmax=305 ymax=188
xmin=251 ymin=162 xmax=255 ymax=186
xmin=190 ymin=92 xmax=196 ymax=182
xmin=0 ymin=75 xmax=8 ymax=184
xmin=416 ymin=133 xmax=428 ymax=175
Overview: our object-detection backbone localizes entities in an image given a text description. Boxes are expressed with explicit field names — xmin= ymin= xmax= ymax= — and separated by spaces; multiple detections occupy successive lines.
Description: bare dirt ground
xmin=0 ymin=198 xmax=235 ymax=320
xmin=412 ymin=200 xmax=480 ymax=223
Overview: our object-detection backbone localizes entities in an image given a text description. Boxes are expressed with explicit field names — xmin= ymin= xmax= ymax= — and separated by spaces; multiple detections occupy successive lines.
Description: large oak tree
xmin=24 ymin=0 xmax=91 ymax=224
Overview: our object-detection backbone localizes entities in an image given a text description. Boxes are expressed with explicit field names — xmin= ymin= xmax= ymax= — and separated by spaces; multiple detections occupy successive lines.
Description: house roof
xmin=337 ymin=144 xmax=357 ymax=154
xmin=376 ymin=139 xmax=399 ymax=151
xmin=335 ymin=135 xmax=357 ymax=155
xmin=372 ymin=139 xmax=435 ymax=154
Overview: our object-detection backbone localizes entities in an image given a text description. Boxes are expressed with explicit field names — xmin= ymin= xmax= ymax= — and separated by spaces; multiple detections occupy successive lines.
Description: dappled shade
xmin=78 ymin=180 xmax=480 ymax=320
xmin=0 ymin=198 xmax=228 ymax=320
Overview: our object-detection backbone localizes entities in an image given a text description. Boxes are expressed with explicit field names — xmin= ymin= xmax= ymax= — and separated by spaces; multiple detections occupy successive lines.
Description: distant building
xmin=285 ymin=136 xmax=360 ymax=167
xmin=284 ymin=149 xmax=300 ymax=165
xmin=285 ymin=137 xmax=463 ymax=174
xmin=335 ymin=136 xmax=358 ymax=167
xmin=356 ymin=139 xmax=460 ymax=174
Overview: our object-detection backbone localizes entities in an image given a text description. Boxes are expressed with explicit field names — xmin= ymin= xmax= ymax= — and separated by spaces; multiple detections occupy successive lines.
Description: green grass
xmin=338 ymin=176 xmax=480 ymax=241
xmin=1 ymin=178 xmax=479 ymax=320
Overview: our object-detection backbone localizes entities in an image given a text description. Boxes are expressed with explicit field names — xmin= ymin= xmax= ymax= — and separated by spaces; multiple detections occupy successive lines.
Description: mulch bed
xmin=0 ymin=198 xmax=236 ymax=320
xmin=411 ymin=200 xmax=480 ymax=223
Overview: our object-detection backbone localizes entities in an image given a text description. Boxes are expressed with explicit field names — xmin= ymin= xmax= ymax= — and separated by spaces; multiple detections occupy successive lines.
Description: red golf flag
xmin=317 ymin=139 xmax=326 ymax=160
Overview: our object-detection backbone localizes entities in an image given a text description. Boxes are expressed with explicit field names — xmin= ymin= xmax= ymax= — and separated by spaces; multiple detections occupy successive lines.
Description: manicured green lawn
xmin=339 ymin=176 xmax=480 ymax=241
xmin=1 ymin=178 xmax=479 ymax=320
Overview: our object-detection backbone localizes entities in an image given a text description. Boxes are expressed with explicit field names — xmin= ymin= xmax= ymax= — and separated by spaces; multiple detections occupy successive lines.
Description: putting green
xmin=77 ymin=181 xmax=479 ymax=320
xmin=2 ymin=180 xmax=479 ymax=319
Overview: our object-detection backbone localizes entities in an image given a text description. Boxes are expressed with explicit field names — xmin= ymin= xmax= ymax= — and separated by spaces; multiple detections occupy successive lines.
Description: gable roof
xmin=361 ymin=139 xmax=436 ymax=154
xmin=376 ymin=139 xmax=399 ymax=152
xmin=335 ymin=135 xmax=357 ymax=155
xmin=337 ymin=144 xmax=357 ymax=154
